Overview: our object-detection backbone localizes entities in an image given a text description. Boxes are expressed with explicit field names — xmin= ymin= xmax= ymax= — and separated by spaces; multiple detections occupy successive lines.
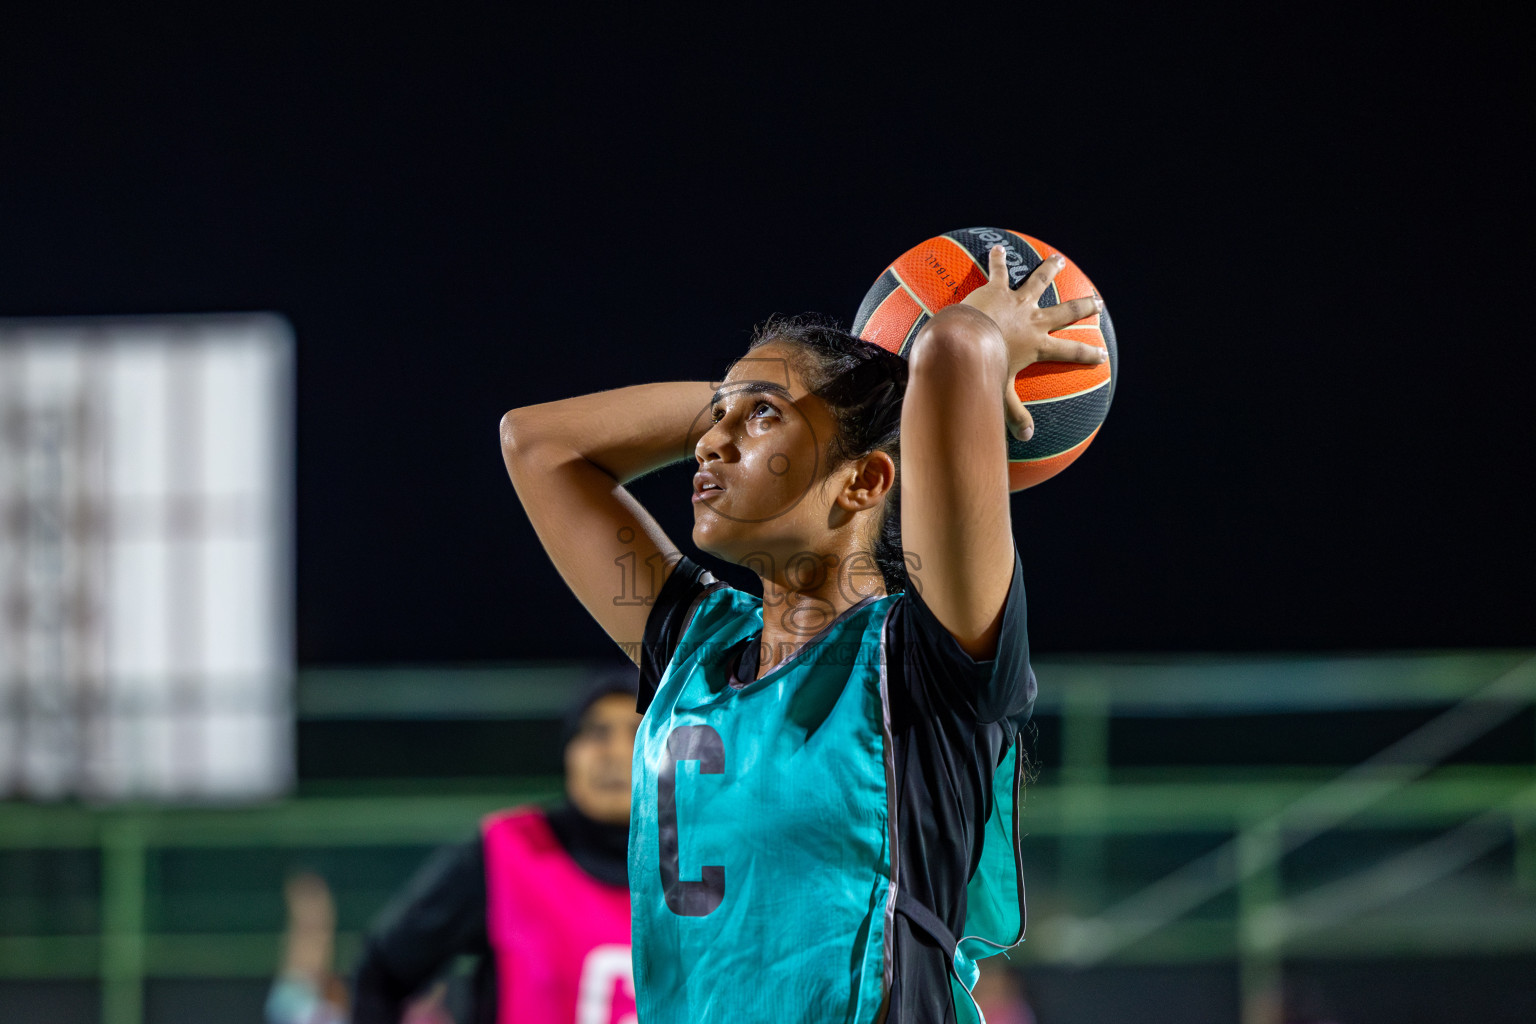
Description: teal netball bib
xmin=629 ymin=584 xmax=1028 ymax=1023
xmin=952 ymin=739 xmax=1029 ymax=1023
xmin=630 ymin=587 xmax=894 ymax=1023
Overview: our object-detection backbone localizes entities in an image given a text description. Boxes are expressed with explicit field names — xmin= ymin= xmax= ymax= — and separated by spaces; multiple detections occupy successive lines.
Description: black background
xmin=3 ymin=5 xmax=1530 ymax=664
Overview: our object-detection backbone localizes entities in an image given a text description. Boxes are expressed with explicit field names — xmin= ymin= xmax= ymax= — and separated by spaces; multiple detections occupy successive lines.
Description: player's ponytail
xmin=745 ymin=315 xmax=909 ymax=594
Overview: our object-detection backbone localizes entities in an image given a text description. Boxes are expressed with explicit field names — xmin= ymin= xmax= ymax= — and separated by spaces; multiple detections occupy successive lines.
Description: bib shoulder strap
xmin=893 ymin=889 xmax=957 ymax=956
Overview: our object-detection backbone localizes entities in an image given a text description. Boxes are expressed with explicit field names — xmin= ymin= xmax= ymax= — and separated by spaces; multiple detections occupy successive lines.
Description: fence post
xmin=1519 ymin=762 xmax=1536 ymax=893
xmin=1062 ymin=682 xmax=1110 ymax=912
xmin=1522 ymin=710 xmax=1536 ymax=892
xmin=1518 ymin=813 xmax=1535 ymax=893
xmin=100 ymin=814 xmax=146 ymax=1024
xmin=1237 ymin=818 xmax=1283 ymax=1024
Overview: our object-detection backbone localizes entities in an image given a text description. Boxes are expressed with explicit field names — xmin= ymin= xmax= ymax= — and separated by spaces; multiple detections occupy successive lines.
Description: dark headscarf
xmin=559 ymin=668 xmax=640 ymax=749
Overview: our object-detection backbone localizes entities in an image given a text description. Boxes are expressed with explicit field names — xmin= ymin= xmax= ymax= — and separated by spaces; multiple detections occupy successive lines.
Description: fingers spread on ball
xmin=1020 ymin=252 xmax=1066 ymax=304
xmin=1005 ymin=389 xmax=1034 ymax=442
xmin=1037 ymin=334 xmax=1109 ymax=364
xmin=987 ymin=245 xmax=1012 ymax=287
xmin=1042 ymin=295 xmax=1101 ymax=330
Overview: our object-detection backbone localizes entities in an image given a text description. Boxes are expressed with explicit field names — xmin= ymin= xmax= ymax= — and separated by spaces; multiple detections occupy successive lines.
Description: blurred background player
xmin=266 ymin=871 xmax=350 ymax=1024
xmin=971 ymin=962 xmax=1037 ymax=1024
xmin=266 ymin=872 xmax=450 ymax=1024
xmin=350 ymin=675 xmax=641 ymax=1024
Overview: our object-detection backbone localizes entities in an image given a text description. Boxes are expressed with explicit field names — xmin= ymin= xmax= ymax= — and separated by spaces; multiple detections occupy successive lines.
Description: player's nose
xmin=694 ymin=418 xmax=733 ymax=464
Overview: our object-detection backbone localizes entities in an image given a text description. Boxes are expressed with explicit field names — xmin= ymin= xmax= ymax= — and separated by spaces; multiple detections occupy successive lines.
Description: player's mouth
xmin=692 ymin=471 xmax=725 ymax=504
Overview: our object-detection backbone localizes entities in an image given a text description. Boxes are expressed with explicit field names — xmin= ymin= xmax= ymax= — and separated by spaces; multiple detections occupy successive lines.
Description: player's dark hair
xmin=744 ymin=314 xmax=910 ymax=594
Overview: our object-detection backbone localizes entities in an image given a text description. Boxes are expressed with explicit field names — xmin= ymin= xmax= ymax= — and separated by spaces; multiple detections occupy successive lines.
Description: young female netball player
xmin=500 ymin=246 xmax=1105 ymax=1023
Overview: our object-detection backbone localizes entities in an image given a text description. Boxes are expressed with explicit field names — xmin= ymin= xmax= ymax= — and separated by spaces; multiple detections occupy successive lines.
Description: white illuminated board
xmin=0 ymin=315 xmax=293 ymax=800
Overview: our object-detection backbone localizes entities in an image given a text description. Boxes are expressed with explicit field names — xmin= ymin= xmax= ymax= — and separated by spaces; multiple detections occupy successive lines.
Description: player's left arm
xmin=899 ymin=246 xmax=1104 ymax=660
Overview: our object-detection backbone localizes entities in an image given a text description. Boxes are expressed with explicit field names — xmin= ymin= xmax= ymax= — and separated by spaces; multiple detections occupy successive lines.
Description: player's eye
xmin=710 ymin=406 xmax=725 ymax=423
xmin=750 ymin=400 xmax=776 ymax=419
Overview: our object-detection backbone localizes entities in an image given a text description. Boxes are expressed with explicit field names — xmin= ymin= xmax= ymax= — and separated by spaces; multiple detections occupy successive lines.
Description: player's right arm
xmin=500 ymin=382 xmax=716 ymax=664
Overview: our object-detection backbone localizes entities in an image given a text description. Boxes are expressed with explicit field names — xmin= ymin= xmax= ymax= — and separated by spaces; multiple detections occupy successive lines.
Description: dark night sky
xmin=2 ymin=7 xmax=1530 ymax=664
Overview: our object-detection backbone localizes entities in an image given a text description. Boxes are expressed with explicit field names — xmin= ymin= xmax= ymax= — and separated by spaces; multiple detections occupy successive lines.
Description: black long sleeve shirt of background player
xmin=350 ymin=803 xmax=629 ymax=1024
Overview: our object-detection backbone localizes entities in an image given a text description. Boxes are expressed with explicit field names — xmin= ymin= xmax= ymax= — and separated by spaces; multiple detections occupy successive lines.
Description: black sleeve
xmin=637 ymin=555 xmax=716 ymax=713
xmin=895 ymin=546 xmax=1034 ymax=724
xmin=883 ymin=548 xmax=1034 ymax=1023
xmin=351 ymin=837 xmax=490 ymax=1024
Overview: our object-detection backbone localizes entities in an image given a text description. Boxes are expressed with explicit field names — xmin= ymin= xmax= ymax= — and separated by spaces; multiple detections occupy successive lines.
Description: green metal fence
xmin=2 ymin=651 xmax=1533 ymax=1024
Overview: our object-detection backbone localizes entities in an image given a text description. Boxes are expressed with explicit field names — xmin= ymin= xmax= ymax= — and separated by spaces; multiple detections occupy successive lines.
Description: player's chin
xmin=693 ymin=521 xmax=768 ymax=568
xmin=589 ymin=795 xmax=632 ymax=825
xmin=691 ymin=516 xmax=736 ymax=560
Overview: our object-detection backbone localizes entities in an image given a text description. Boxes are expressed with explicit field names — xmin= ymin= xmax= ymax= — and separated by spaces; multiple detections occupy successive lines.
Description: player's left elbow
xmin=908 ymin=318 xmax=1006 ymax=385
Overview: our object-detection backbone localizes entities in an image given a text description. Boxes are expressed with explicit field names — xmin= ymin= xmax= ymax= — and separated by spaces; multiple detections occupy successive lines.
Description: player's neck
xmin=755 ymin=573 xmax=885 ymax=678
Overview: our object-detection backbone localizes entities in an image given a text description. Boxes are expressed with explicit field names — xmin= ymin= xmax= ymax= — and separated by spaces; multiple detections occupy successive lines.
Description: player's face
xmin=691 ymin=340 xmax=841 ymax=563
xmin=564 ymin=693 xmax=642 ymax=825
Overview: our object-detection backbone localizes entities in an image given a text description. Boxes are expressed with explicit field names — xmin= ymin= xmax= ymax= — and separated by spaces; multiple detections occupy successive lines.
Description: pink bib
xmin=482 ymin=808 xmax=635 ymax=1024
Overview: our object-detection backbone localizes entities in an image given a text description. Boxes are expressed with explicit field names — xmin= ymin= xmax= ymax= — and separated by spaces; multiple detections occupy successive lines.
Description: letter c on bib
xmin=657 ymin=724 xmax=725 ymax=917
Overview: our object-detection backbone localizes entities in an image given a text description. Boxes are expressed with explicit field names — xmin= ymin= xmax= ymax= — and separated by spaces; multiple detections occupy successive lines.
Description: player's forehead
xmin=717 ymin=339 xmax=810 ymax=400
xmin=580 ymin=692 xmax=640 ymax=727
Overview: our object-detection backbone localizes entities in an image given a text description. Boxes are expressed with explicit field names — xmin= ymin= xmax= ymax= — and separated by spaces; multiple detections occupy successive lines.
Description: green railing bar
xmin=297 ymin=664 xmax=592 ymax=719
xmin=1261 ymin=915 xmax=1536 ymax=958
xmin=1033 ymin=650 xmax=1536 ymax=714
xmin=0 ymin=783 xmax=562 ymax=849
xmin=1015 ymin=910 xmax=1536 ymax=965
xmin=0 ymin=935 xmax=100 ymax=978
xmin=2 ymin=770 xmax=1529 ymax=849
xmin=9 ymin=910 xmax=1536 ymax=981
xmin=0 ymin=932 xmax=362 ymax=981
xmin=290 ymin=650 xmax=1536 ymax=719
xmin=141 ymin=932 xmax=355 ymax=978
xmin=1023 ymin=768 xmax=1536 ymax=834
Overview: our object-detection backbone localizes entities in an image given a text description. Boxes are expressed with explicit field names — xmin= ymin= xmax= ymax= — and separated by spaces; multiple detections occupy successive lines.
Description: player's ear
xmin=837 ymin=450 xmax=895 ymax=512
